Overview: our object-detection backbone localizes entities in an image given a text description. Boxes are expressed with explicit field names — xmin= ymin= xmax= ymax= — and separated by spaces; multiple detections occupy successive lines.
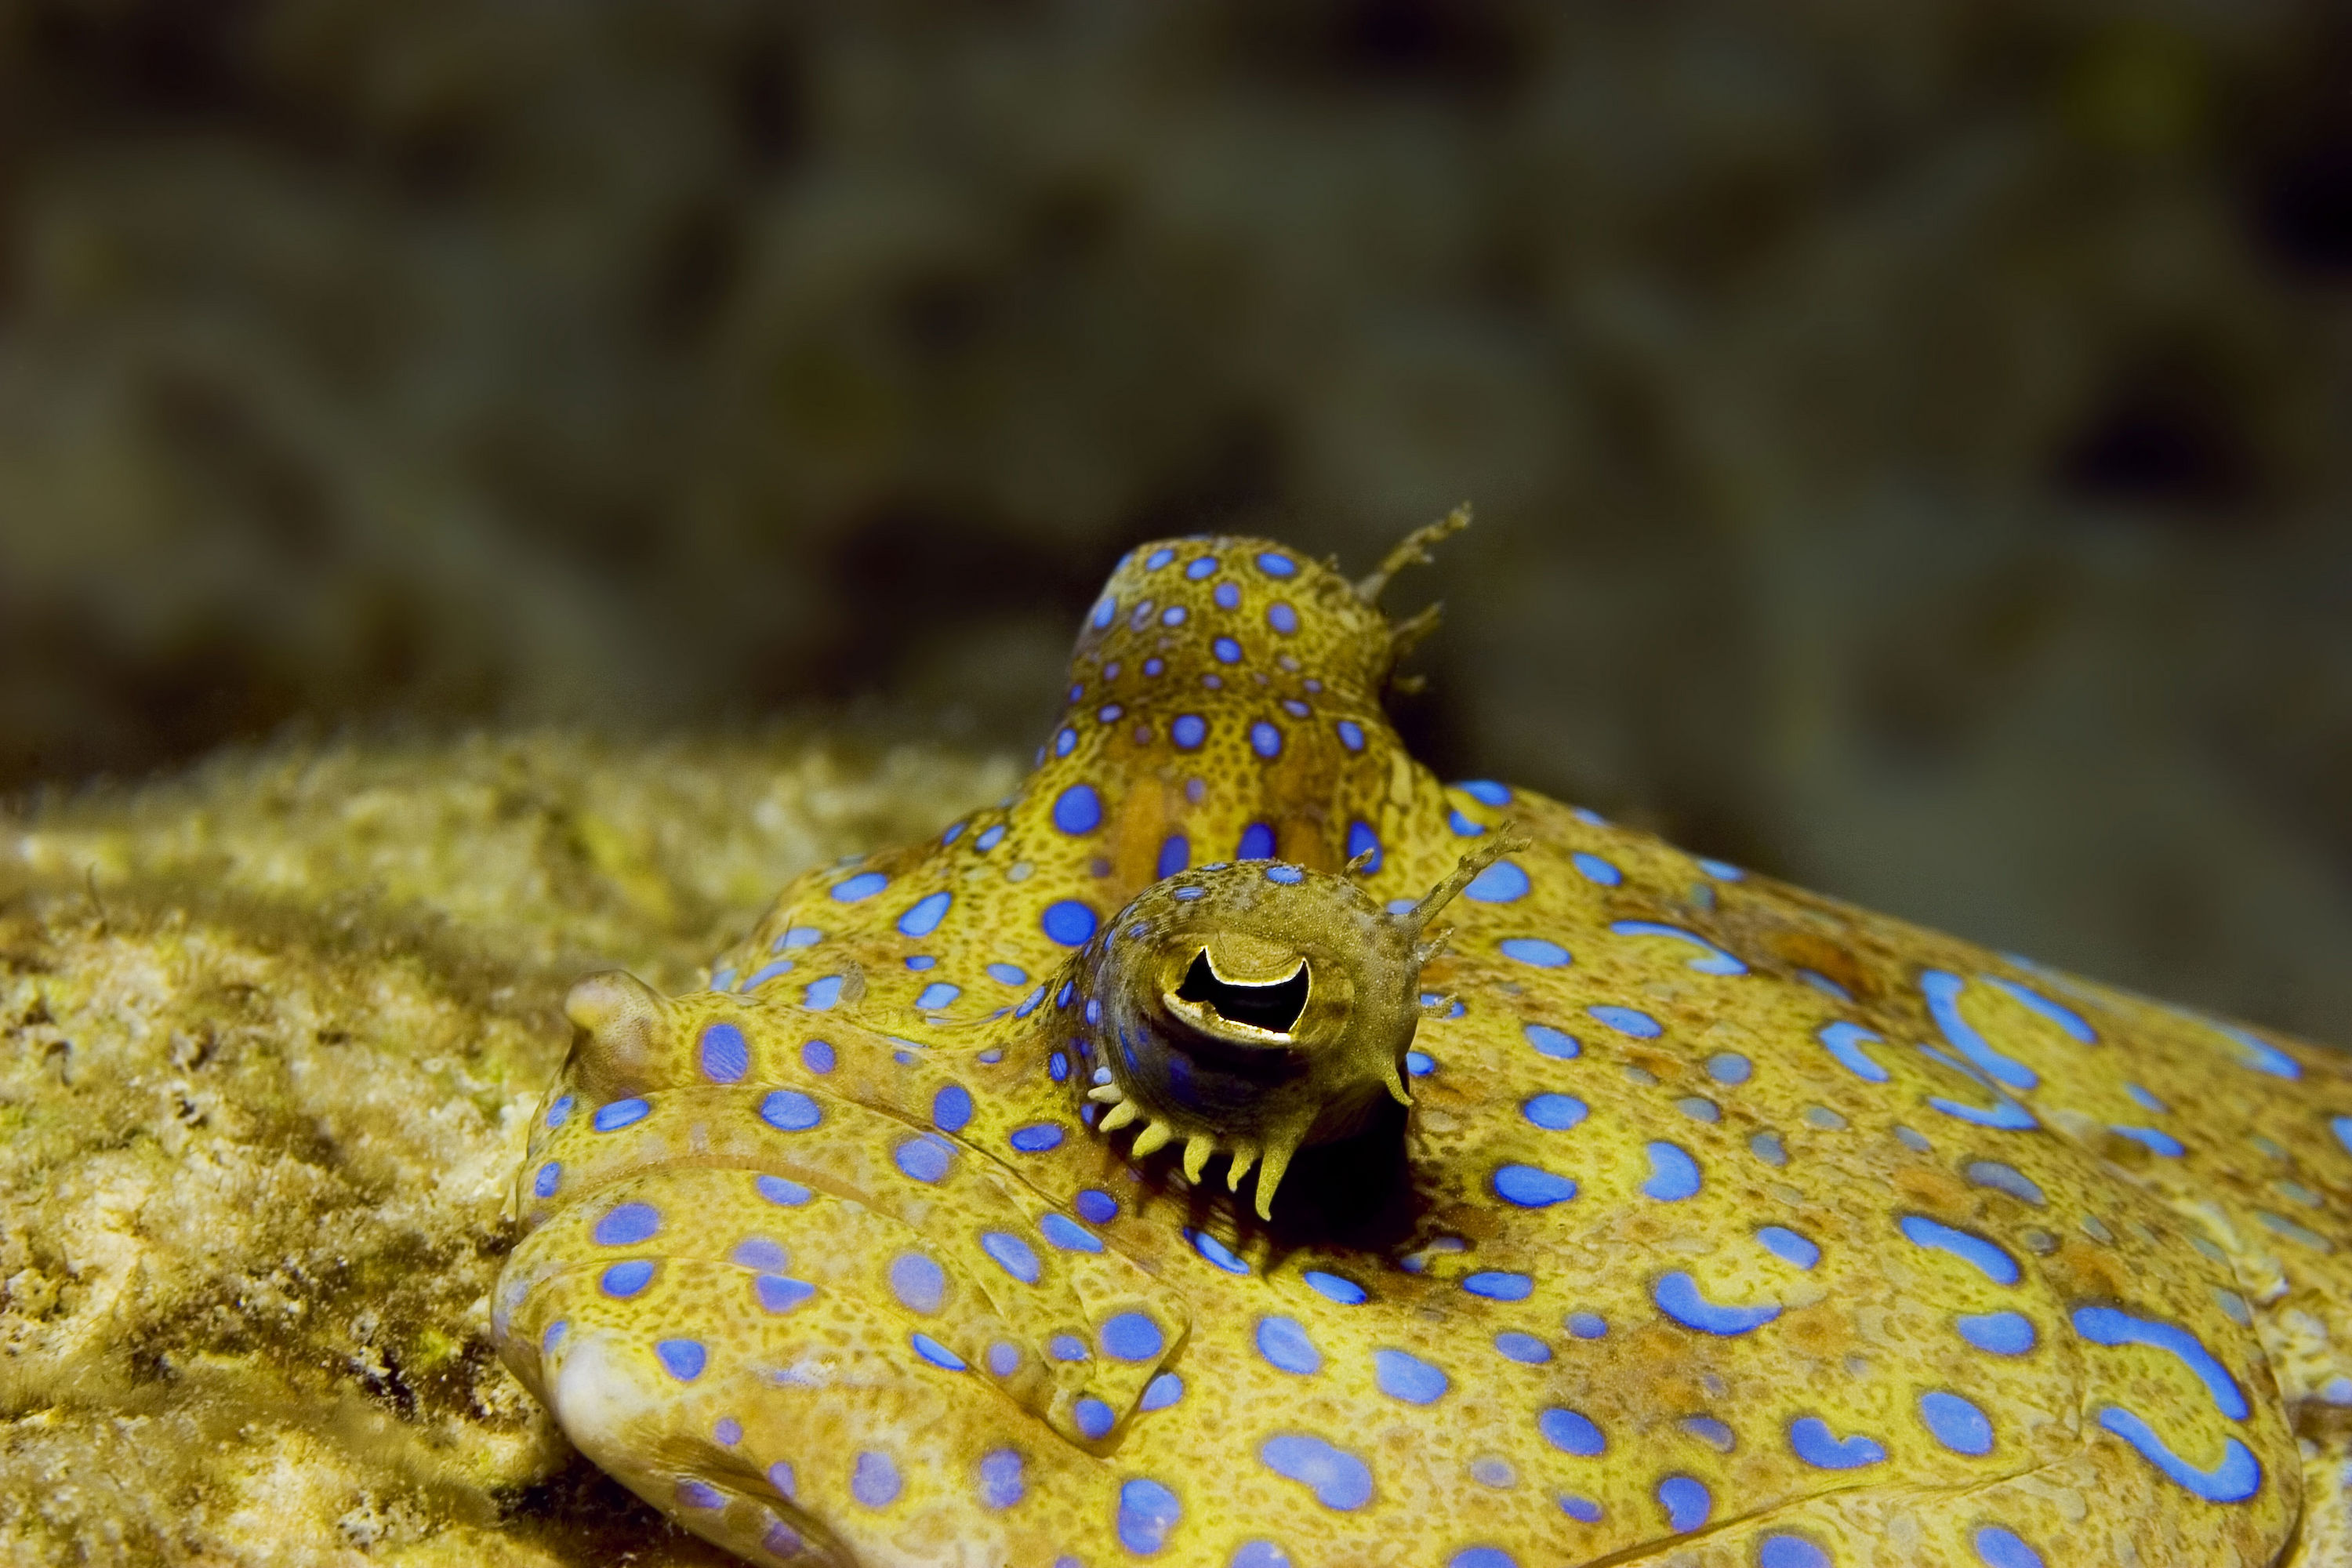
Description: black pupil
xmin=1178 ymin=951 xmax=1309 ymax=1033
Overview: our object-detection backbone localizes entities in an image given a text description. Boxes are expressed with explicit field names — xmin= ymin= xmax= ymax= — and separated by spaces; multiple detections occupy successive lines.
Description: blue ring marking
xmin=1158 ymin=833 xmax=1191 ymax=877
xmin=1257 ymin=551 xmax=1297 ymax=577
xmin=1523 ymin=1093 xmax=1588 ymax=1131
xmin=975 ymin=824 xmax=1007 ymax=851
xmin=1185 ymin=555 xmax=1218 ymax=579
xmin=1499 ymin=938 xmax=1570 ymax=967
xmin=2071 ymin=1306 xmax=2247 ymax=1419
xmin=1188 ymin=1228 xmax=1249 ymax=1273
xmin=1237 ymin=823 xmax=1277 ymax=860
xmin=986 ymin=961 xmax=1028 ymax=986
xmin=1465 ymin=860 xmax=1530 ymax=902
xmin=1565 ymin=1312 xmax=1608 ymax=1338
xmin=1214 ymin=637 xmax=1243 ymax=665
xmin=1117 ymin=1478 xmax=1181 ymax=1555
xmin=1335 ymin=720 xmax=1366 ymax=752
xmin=2095 ymin=1406 xmax=2263 ymax=1501
xmin=1919 ymin=1390 xmax=1994 ymax=1455
xmin=1268 ymin=602 xmax=1299 ymax=635
xmin=592 ymin=1098 xmax=649 ymax=1132
xmin=739 ymin=960 xmax=793 ymax=991
xmin=1524 ymin=1022 xmax=1581 ymax=1058
xmin=1142 ymin=1372 xmax=1184 ymax=1410
xmin=1494 ymin=1164 xmax=1578 ymax=1207
xmin=831 ymin=870 xmax=889 ymax=903
xmin=1345 ymin=819 xmax=1383 ymax=872
xmin=1899 ymin=1216 xmax=2019 ymax=1284
xmin=1257 ymin=1316 xmax=1322 ymax=1375
xmin=978 ymin=1449 xmax=1025 ymax=1510
xmin=1374 ymin=1348 xmax=1449 ymax=1404
xmin=1756 ymin=1225 xmax=1820 ymax=1269
xmin=1657 ymin=1475 xmax=1711 ymax=1533
xmin=1266 ymin=863 xmax=1305 ymax=884
xmin=1303 ymin=1270 xmax=1367 ymax=1304
xmin=543 ymin=1094 xmax=574 ymax=1129
xmin=1447 ymin=1551 xmax=1517 ymax=1568
xmin=1758 ymin=1537 xmax=1832 ymax=1568
xmin=1051 ymin=785 xmax=1103 ymax=835
xmin=1788 ymin=1416 xmax=1885 ymax=1469
xmin=1073 ymin=1396 xmax=1114 ymax=1438
xmin=1706 ymin=1051 xmax=1752 ymax=1083
xmin=2111 ymin=1125 xmax=2184 ymax=1156
xmin=655 ymin=1339 xmax=706 ymax=1381
xmin=1609 ymin=920 xmax=1747 ymax=975
xmin=592 ymin=1203 xmax=660 ymax=1246
xmin=1642 ymin=1142 xmax=1701 ymax=1201
xmin=1973 ymin=1526 xmax=2046 ymax=1568
xmin=912 ymin=1333 xmax=966 ymax=1370
xmin=1817 ymin=1022 xmax=1889 ymax=1081
xmin=1980 ymin=975 xmax=2096 ymax=1042
xmin=1258 ymin=1433 xmax=1372 ymax=1509
xmin=896 ymin=890 xmax=953 ymax=937
xmin=1460 ymin=780 xmax=1512 ymax=805
xmin=532 ymin=1161 xmax=561 ymax=1199
xmin=1250 ymin=721 xmax=1283 ymax=758
xmin=1652 ymin=1272 xmax=1780 ymax=1335
xmin=1494 ymin=1331 xmax=1551 ymax=1363
xmin=1074 ymin=1189 xmax=1117 ymax=1224
xmin=1054 ymin=726 xmax=1077 ymax=758
xmin=1102 ymin=1312 xmax=1166 ymax=1362
xmin=1536 ymin=1406 xmax=1605 ymax=1456
xmin=600 ymin=1258 xmax=654 ymax=1297
xmin=755 ymin=1173 xmax=811 ymax=1206
xmin=1214 ymin=581 xmax=1242 ymax=609
xmin=800 ymin=975 xmax=844 ymax=1011
xmin=1558 ymin=1495 xmax=1602 ymax=1523
xmin=1008 ymin=1123 xmax=1065 ymax=1152
xmin=1922 ymin=971 xmax=2038 ymax=1091
xmin=1964 ymin=1160 xmax=2044 ymax=1206
xmin=1449 ymin=809 xmax=1486 ymax=837
xmin=851 ymin=1451 xmax=902 ymax=1508
xmin=931 ymin=1083 xmax=973 ymax=1132
xmin=1570 ymin=852 xmax=1623 ymax=887
xmin=1590 ymin=1004 xmax=1661 ymax=1037
xmin=894 ymin=1135 xmax=951 ymax=1183
xmin=1463 ymin=1272 xmax=1534 ymax=1301
xmin=915 ymin=981 xmax=960 ymax=1010
xmin=1040 ymin=901 xmax=1097 ymax=946
xmin=1955 ymin=1311 xmax=2038 ymax=1356
xmin=759 ymin=1089 xmax=822 ymax=1131
xmin=889 ymin=1253 xmax=946 ymax=1314
xmin=753 ymin=1274 xmax=815 ymax=1312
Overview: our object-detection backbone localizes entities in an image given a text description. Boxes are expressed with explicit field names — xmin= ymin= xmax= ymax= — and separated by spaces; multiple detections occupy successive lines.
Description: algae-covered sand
xmin=0 ymin=730 xmax=1016 ymax=1566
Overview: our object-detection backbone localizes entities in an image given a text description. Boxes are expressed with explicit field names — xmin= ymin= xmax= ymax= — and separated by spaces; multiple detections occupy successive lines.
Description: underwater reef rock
xmin=0 ymin=729 xmax=1013 ymax=1566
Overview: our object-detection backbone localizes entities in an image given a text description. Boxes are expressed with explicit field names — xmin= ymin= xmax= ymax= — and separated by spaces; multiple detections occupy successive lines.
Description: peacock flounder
xmin=492 ymin=517 xmax=2352 ymax=1567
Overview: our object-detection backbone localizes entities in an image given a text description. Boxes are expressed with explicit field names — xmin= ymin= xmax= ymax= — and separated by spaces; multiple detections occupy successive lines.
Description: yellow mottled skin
xmin=494 ymin=527 xmax=2352 ymax=1567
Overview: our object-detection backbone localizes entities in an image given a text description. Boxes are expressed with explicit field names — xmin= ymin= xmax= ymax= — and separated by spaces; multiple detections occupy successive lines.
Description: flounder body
xmin=494 ymin=523 xmax=2352 ymax=1566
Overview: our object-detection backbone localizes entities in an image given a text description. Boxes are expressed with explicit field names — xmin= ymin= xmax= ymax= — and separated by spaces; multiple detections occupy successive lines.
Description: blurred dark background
xmin=0 ymin=1 xmax=2347 ymax=1036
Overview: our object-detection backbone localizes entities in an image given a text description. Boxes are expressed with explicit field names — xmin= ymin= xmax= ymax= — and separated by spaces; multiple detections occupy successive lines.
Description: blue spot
xmin=1919 ymin=1391 xmax=1993 ymax=1455
xmin=912 ymin=1333 xmax=966 ymax=1370
xmin=1707 ymin=1052 xmax=1752 ymax=1083
xmin=1788 ymin=1416 xmax=1883 ymax=1469
xmin=1457 ymin=781 xmax=1512 ymax=805
xmin=1652 ymin=1272 xmax=1780 ymax=1335
xmin=1009 ymin=1122 xmax=1065 ymax=1152
xmin=978 ymin=1449 xmax=1024 ymax=1510
xmin=1406 ymin=1050 xmax=1435 ymax=1076
xmin=2095 ymin=1406 xmax=2263 ymax=1501
xmin=1214 ymin=582 xmax=1241 ymax=609
xmin=1922 ymin=971 xmax=2037 ymax=1091
xmin=1494 ymin=1164 xmax=1577 ymax=1207
xmin=1899 ymin=1217 xmax=2019 ymax=1284
xmin=2111 ymin=1125 xmax=2184 ymax=1156
xmin=1522 ymin=1093 xmax=1588 ymax=1131
xmin=1093 ymin=597 xmax=1117 ymax=629
xmin=1558 ymin=1495 xmax=1602 ymax=1523
xmin=730 ymin=1237 xmax=786 ymax=1270
xmin=984 ymin=962 xmax=1028 ymax=987
xmin=739 ymin=960 xmax=793 ymax=990
xmin=543 ymin=1094 xmax=574 ymax=1129
xmin=1257 ymin=1316 xmax=1322 ymax=1375
xmin=1499 ymin=938 xmax=1570 ymax=967
xmin=655 ymin=1340 xmax=706 ymax=1381
xmin=1073 ymin=1396 xmax=1114 ymax=1438
xmin=851 ymin=1451 xmax=901 ymax=1508
xmin=895 ymin=1135 xmax=952 ymax=1183
xmin=1336 ymin=720 xmax=1366 ymax=753
xmin=889 ymin=1253 xmax=946 ymax=1314
xmin=832 ymin=871 xmax=889 ymax=903
xmin=1099 ymin=1312 xmax=1165 ymax=1363
xmin=1214 ymin=637 xmax=1243 ymax=664
xmin=1449 ymin=809 xmax=1486 ymax=837
xmin=1816 ymin=1022 xmax=1889 ymax=1082
xmin=1980 ymin=975 xmax=2096 ymax=1042
xmin=1537 ymin=1407 xmax=1605 ymax=1457
xmin=1145 ymin=547 xmax=1175 ymax=570
xmin=1465 ymin=860 xmax=1530 ymax=903
xmin=695 ymin=1022 xmax=750 ymax=1084
xmin=1043 ymin=1214 xmax=1105 ymax=1253
xmin=2125 ymin=1082 xmax=2168 ymax=1113
xmin=1075 ymin=1189 xmax=1118 ymax=1224
xmin=1642 ymin=1142 xmax=1701 ymax=1200
xmin=1494 ymin=1331 xmax=1551 ymax=1363
xmin=1185 ymin=556 xmax=1218 ymax=580
xmin=905 ymin=955 xmax=935 ymax=971
xmin=1237 ymin=823 xmax=1277 ymax=860
xmin=1590 ymin=1004 xmax=1662 ymax=1038
xmin=985 ymin=1341 xmax=1020 ymax=1376
xmin=1345 ymin=820 xmax=1382 ymax=871
xmin=1257 ymin=551 xmax=1296 ymax=577
xmin=976 ymin=825 xmax=1007 ymax=851
xmin=1143 ymin=1373 xmax=1184 ymax=1410
xmin=1757 ymin=1225 xmax=1820 ymax=1269
xmin=2213 ymin=1020 xmax=2299 ymax=1080
xmin=897 ymin=890 xmax=953 ymax=937
xmin=1054 ymin=727 xmax=1078 ymax=758
xmin=759 ymin=1089 xmax=821 ymax=1131
xmin=1695 ymin=857 xmax=1744 ymax=880
xmin=1041 ymin=902 xmax=1097 ymax=946
xmin=1173 ymin=885 xmax=1206 ymax=902
xmin=1463 ymin=1272 xmax=1533 ymax=1301
xmin=915 ymin=981 xmax=960 ymax=1010
xmin=1374 ymin=1348 xmax=1449 ymax=1404
xmin=1052 ymin=785 xmax=1103 ymax=835
xmin=1973 ymin=1526 xmax=2046 ymax=1568
xmin=1610 ymin=920 xmax=1747 ymax=975
xmin=709 ymin=967 xmax=735 ymax=993
xmin=793 ymin=1038 xmax=833 ymax=1075
xmin=1229 ymin=1544 xmax=1289 ymax=1568
xmin=599 ymin=1259 xmax=654 ymax=1297
xmin=800 ymin=975 xmax=844 ymax=1011
xmin=593 ymin=1203 xmax=661 ymax=1246
xmin=1163 ymin=605 xmax=1189 ymax=627
xmin=1250 ymin=721 xmax=1283 ymax=758
xmin=1258 ymin=1434 xmax=1373 ymax=1509
xmin=978 ymin=1231 xmax=1042 ymax=1285
xmin=923 ymin=1083 xmax=973 ymax=1134
xmin=779 ymin=925 xmax=822 ymax=949
xmin=1447 ymin=1551 xmax=1516 ymax=1568
xmin=1157 ymin=834 xmax=1190 ymax=877
xmin=1268 ymin=602 xmax=1299 ymax=635
xmin=1759 ymin=1537 xmax=1832 ymax=1568
xmin=1956 ymin=1312 xmax=2038 ymax=1356
xmin=2072 ymin=1306 xmax=2246 ymax=1418
xmin=532 ymin=1162 xmax=561 ymax=1199
xmin=1523 ymin=1022 xmax=1580 ymax=1058
xmin=1927 ymin=1090 xmax=2038 ymax=1130
xmin=1266 ymin=863 xmax=1305 ymax=884
xmin=755 ymin=1174 xmax=811 ymax=1206
xmin=1570 ymin=852 xmax=1622 ymax=886
xmin=592 ymin=1098 xmax=649 ymax=1132
xmin=1118 ymin=1479 xmax=1181 ymax=1555
xmin=1301 ymin=1271 xmax=1367 ymax=1305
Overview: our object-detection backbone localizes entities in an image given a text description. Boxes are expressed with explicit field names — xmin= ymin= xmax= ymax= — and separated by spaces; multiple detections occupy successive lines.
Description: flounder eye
xmin=1173 ymin=949 xmax=1310 ymax=1036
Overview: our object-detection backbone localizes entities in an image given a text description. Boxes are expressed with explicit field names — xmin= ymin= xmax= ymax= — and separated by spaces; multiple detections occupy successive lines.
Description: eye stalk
xmin=1077 ymin=828 xmax=1527 ymax=1218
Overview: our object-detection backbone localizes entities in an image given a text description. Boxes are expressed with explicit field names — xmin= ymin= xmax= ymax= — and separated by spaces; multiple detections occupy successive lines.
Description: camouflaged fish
xmin=493 ymin=512 xmax=2352 ymax=1568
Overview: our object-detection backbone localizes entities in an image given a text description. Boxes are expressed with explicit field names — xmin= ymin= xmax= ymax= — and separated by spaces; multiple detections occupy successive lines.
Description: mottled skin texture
xmin=494 ymin=530 xmax=2352 ymax=1568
